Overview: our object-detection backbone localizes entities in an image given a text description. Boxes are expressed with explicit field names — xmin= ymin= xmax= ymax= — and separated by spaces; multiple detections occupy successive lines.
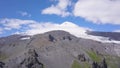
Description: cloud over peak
xmin=25 ymin=21 xmax=90 ymax=37
xmin=0 ymin=18 xmax=90 ymax=37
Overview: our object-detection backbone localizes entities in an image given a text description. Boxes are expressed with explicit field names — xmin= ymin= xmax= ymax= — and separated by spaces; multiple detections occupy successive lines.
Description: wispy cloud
xmin=73 ymin=0 xmax=120 ymax=25
xmin=0 ymin=18 xmax=35 ymax=30
xmin=42 ymin=0 xmax=71 ymax=17
xmin=18 ymin=11 xmax=31 ymax=17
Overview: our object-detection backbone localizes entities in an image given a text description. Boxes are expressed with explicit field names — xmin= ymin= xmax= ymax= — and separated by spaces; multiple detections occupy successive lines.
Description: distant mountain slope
xmin=0 ymin=30 xmax=120 ymax=68
xmin=87 ymin=31 xmax=120 ymax=41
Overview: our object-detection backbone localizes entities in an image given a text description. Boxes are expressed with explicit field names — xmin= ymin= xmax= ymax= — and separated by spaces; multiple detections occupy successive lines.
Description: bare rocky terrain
xmin=0 ymin=30 xmax=120 ymax=68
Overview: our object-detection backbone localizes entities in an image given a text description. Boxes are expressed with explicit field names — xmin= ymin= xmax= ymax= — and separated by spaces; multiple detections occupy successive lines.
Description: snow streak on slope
xmin=20 ymin=36 xmax=31 ymax=40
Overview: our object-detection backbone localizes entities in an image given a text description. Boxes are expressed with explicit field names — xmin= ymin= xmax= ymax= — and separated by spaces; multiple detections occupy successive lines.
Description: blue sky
xmin=0 ymin=0 xmax=120 ymax=37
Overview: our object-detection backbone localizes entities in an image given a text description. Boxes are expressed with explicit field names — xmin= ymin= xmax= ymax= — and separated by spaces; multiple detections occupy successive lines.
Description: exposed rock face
xmin=0 ymin=30 xmax=120 ymax=68
xmin=92 ymin=62 xmax=99 ymax=68
xmin=48 ymin=34 xmax=56 ymax=42
xmin=19 ymin=49 xmax=44 ymax=68
xmin=0 ymin=61 xmax=5 ymax=68
xmin=102 ymin=58 xmax=107 ymax=68
xmin=0 ymin=48 xmax=44 ymax=68
xmin=78 ymin=54 xmax=86 ymax=62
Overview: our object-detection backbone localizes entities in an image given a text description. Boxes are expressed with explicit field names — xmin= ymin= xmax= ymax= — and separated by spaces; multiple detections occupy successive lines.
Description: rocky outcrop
xmin=0 ymin=61 xmax=5 ymax=68
xmin=19 ymin=49 xmax=44 ymax=68
xmin=78 ymin=54 xmax=86 ymax=62
xmin=48 ymin=34 xmax=56 ymax=42
xmin=92 ymin=58 xmax=107 ymax=68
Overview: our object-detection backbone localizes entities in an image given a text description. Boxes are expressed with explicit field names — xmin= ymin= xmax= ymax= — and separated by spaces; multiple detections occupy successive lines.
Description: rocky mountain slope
xmin=0 ymin=30 xmax=120 ymax=68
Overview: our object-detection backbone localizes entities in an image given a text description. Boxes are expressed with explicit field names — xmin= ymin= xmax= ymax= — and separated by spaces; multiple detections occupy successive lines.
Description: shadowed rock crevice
xmin=63 ymin=36 xmax=72 ymax=41
xmin=0 ymin=61 xmax=5 ymax=68
xmin=78 ymin=54 xmax=86 ymax=62
xmin=48 ymin=34 xmax=55 ymax=42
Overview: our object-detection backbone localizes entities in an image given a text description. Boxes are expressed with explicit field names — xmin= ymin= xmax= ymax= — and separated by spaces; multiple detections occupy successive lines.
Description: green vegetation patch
xmin=71 ymin=60 xmax=82 ymax=68
xmin=105 ymin=55 xmax=120 ymax=68
xmin=0 ymin=53 xmax=8 ymax=61
xmin=83 ymin=62 xmax=91 ymax=68
xmin=86 ymin=50 xmax=101 ymax=62
xmin=71 ymin=60 xmax=91 ymax=68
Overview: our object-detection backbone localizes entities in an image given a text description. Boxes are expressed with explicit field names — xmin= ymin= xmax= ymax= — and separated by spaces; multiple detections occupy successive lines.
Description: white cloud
xmin=18 ymin=11 xmax=31 ymax=17
xmin=73 ymin=0 xmax=120 ymax=25
xmin=42 ymin=0 xmax=71 ymax=17
xmin=0 ymin=18 xmax=36 ymax=30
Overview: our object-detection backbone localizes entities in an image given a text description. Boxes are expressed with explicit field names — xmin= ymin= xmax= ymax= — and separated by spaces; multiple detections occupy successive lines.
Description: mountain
xmin=87 ymin=31 xmax=120 ymax=41
xmin=0 ymin=30 xmax=120 ymax=68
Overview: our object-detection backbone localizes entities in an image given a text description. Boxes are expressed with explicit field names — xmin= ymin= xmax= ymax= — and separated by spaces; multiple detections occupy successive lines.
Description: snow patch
xmin=20 ymin=37 xmax=31 ymax=40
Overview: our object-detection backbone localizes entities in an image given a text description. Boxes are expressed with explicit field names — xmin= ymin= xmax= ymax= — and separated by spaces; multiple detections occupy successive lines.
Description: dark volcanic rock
xmin=92 ymin=58 xmax=107 ymax=68
xmin=78 ymin=54 xmax=86 ymax=62
xmin=48 ymin=34 xmax=56 ymax=42
xmin=0 ymin=61 xmax=5 ymax=68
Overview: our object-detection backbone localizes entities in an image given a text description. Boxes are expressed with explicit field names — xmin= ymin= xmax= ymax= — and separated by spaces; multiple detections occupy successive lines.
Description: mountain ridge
xmin=0 ymin=30 xmax=120 ymax=68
